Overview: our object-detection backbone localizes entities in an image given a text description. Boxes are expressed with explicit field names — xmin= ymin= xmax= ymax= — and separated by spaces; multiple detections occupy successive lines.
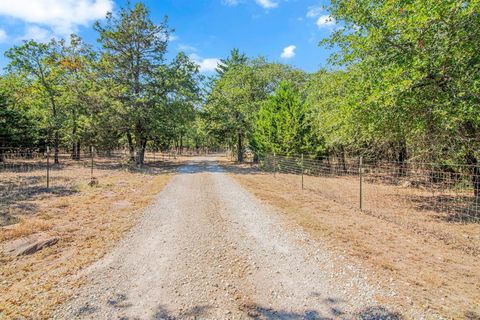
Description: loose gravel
xmin=53 ymin=157 xmax=403 ymax=320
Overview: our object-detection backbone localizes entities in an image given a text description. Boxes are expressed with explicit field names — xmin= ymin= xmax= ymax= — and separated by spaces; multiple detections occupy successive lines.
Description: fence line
xmin=259 ymin=153 xmax=480 ymax=224
xmin=0 ymin=148 xmax=189 ymax=219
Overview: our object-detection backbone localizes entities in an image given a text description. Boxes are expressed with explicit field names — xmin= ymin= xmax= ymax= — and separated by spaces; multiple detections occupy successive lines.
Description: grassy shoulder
xmin=225 ymin=162 xmax=480 ymax=319
xmin=0 ymin=162 xmax=174 ymax=319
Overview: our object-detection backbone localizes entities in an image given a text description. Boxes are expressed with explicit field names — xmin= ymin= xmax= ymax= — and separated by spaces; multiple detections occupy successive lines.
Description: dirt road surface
xmin=54 ymin=157 xmax=414 ymax=319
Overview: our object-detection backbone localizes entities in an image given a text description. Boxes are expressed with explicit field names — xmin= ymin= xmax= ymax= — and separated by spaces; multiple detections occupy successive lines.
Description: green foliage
xmin=0 ymin=2 xmax=201 ymax=164
xmin=204 ymin=54 xmax=307 ymax=161
xmin=320 ymin=0 xmax=480 ymax=162
xmin=2 ymin=0 xmax=479 ymax=170
xmin=0 ymin=88 xmax=40 ymax=149
xmin=255 ymin=81 xmax=309 ymax=156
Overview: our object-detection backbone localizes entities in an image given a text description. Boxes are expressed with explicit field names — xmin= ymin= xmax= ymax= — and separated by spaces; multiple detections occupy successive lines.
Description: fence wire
xmin=260 ymin=153 xmax=480 ymax=224
xmin=0 ymin=148 xmax=186 ymax=221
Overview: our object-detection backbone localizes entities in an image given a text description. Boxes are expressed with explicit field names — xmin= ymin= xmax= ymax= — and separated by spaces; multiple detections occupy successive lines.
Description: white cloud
xmin=316 ymin=15 xmax=336 ymax=28
xmin=222 ymin=0 xmax=241 ymax=5
xmin=190 ymin=53 xmax=221 ymax=73
xmin=0 ymin=0 xmax=113 ymax=37
xmin=255 ymin=0 xmax=278 ymax=9
xmin=222 ymin=0 xmax=278 ymax=9
xmin=20 ymin=25 xmax=52 ymax=42
xmin=306 ymin=5 xmax=322 ymax=18
xmin=198 ymin=58 xmax=221 ymax=72
xmin=0 ymin=28 xmax=7 ymax=43
xmin=280 ymin=45 xmax=296 ymax=59
xmin=306 ymin=6 xmax=336 ymax=29
xmin=178 ymin=44 xmax=198 ymax=52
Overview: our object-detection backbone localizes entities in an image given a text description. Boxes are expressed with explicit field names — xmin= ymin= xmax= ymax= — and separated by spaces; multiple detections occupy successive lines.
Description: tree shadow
xmin=464 ymin=310 xmax=480 ymax=320
xmin=151 ymin=304 xmax=212 ymax=320
xmin=356 ymin=306 xmax=403 ymax=320
xmin=0 ymin=176 xmax=76 ymax=226
xmin=243 ymin=303 xmax=403 ymax=320
xmin=205 ymin=160 xmax=263 ymax=176
xmin=69 ymin=290 xmax=404 ymax=320
xmin=243 ymin=304 xmax=332 ymax=320
xmin=0 ymin=158 xmax=183 ymax=225
xmin=406 ymin=193 xmax=480 ymax=223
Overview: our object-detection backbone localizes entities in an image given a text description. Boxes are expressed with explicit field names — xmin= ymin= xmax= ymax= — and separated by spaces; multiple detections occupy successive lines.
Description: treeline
xmin=204 ymin=0 xmax=480 ymax=168
xmin=2 ymin=0 xmax=479 ymax=169
xmin=0 ymin=3 xmax=203 ymax=165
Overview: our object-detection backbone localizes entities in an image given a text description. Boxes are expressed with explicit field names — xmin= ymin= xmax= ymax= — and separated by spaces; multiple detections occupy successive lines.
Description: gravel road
xmin=54 ymin=157 xmax=401 ymax=320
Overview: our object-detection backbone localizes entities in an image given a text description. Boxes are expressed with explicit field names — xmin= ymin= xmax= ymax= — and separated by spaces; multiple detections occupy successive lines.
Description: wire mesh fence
xmin=260 ymin=153 xmax=480 ymax=225
xmin=0 ymin=147 xmax=184 ymax=221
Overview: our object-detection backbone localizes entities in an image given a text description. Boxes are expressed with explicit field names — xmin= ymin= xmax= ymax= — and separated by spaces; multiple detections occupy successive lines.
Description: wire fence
xmin=0 ymin=147 xmax=193 ymax=223
xmin=259 ymin=153 xmax=480 ymax=225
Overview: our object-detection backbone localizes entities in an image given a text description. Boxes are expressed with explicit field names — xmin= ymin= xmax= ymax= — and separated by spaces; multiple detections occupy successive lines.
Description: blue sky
xmin=0 ymin=0 xmax=336 ymax=73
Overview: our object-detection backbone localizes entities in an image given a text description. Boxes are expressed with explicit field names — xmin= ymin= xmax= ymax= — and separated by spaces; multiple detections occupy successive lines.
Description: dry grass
xmin=0 ymin=157 xmax=179 ymax=319
xmin=225 ymin=162 xmax=480 ymax=319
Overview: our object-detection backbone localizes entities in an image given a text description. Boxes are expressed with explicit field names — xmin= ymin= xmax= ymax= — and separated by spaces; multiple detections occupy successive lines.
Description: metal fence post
xmin=359 ymin=155 xmax=363 ymax=211
xmin=301 ymin=153 xmax=304 ymax=190
xmin=46 ymin=146 xmax=50 ymax=189
xmin=273 ymin=152 xmax=276 ymax=177
xmin=91 ymin=146 xmax=94 ymax=179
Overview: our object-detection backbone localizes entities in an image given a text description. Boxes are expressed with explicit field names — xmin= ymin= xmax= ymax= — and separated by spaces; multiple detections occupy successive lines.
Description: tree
xmin=5 ymin=40 xmax=64 ymax=163
xmin=0 ymin=88 xmax=40 ymax=161
xmin=321 ymin=0 xmax=480 ymax=189
xmin=255 ymin=81 xmax=309 ymax=156
xmin=94 ymin=2 xmax=171 ymax=165
xmin=205 ymin=55 xmax=307 ymax=162
xmin=57 ymin=35 xmax=96 ymax=160
xmin=215 ymin=48 xmax=248 ymax=76
xmin=149 ymin=52 xmax=202 ymax=153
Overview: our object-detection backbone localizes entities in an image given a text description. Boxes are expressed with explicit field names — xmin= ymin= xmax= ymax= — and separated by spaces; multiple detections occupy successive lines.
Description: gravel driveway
xmin=53 ymin=157 xmax=403 ymax=320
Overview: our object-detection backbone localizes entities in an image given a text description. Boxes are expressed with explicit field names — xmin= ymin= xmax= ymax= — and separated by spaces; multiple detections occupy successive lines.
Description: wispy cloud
xmin=0 ymin=28 xmax=7 ymax=43
xmin=306 ymin=5 xmax=322 ymax=18
xmin=0 ymin=0 xmax=113 ymax=39
xmin=178 ymin=44 xmax=198 ymax=52
xmin=280 ymin=45 xmax=296 ymax=59
xmin=190 ymin=53 xmax=221 ymax=73
xmin=316 ymin=15 xmax=336 ymax=28
xmin=223 ymin=0 xmax=278 ymax=9
xmin=255 ymin=0 xmax=278 ymax=9
xmin=222 ymin=0 xmax=242 ymax=5
xmin=305 ymin=6 xmax=336 ymax=29
xmin=19 ymin=25 xmax=52 ymax=42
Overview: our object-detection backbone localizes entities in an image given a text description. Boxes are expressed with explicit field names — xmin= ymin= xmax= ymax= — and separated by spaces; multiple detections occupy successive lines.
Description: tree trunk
xmin=71 ymin=142 xmax=76 ymax=160
xmin=126 ymin=132 xmax=135 ymax=162
xmin=397 ymin=140 xmax=407 ymax=177
xmin=237 ymin=132 xmax=243 ymax=163
xmin=179 ymin=134 xmax=183 ymax=155
xmin=76 ymin=142 xmax=81 ymax=160
xmin=0 ymin=148 xmax=4 ymax=163
xmin=134 ymin=123 xmax=147 ymax=166
xmin=339 ymin=146 xmax=347 ymax=173
xmin=466 ymin=152 xmax=480 ymax=198
xmin=71 ymin=109 xmax=79 ymax=160
xmin=135 ymin=138 xmax=146 ymax=166
xmin=71 ymin=141 xmax=81 ymax=161
xmin=54 ymin=131 xmax=59 ymax=164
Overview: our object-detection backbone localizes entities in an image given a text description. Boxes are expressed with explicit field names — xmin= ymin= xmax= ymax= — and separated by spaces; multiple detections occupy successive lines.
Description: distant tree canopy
xmin=1 ymin=0 xmax=479 ymax=170
xmin=255 ymin=81 xmax=309 ymax=156
xmin=1 ymin=2 xmax=201 ymax=165
xmin=204 ymin=0 xmax=480 ymax=169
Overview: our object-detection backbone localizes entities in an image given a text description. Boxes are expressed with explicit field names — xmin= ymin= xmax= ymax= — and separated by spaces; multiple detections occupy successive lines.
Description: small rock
xmin=3 ymin=234 xmax=59 ymax=256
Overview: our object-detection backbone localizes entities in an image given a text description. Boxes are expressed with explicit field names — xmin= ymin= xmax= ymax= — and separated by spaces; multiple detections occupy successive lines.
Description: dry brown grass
xmin=225 ymin=162 xmax=480 ymax=319
xmin=0 ymin=158 xmax=179 ymax=319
